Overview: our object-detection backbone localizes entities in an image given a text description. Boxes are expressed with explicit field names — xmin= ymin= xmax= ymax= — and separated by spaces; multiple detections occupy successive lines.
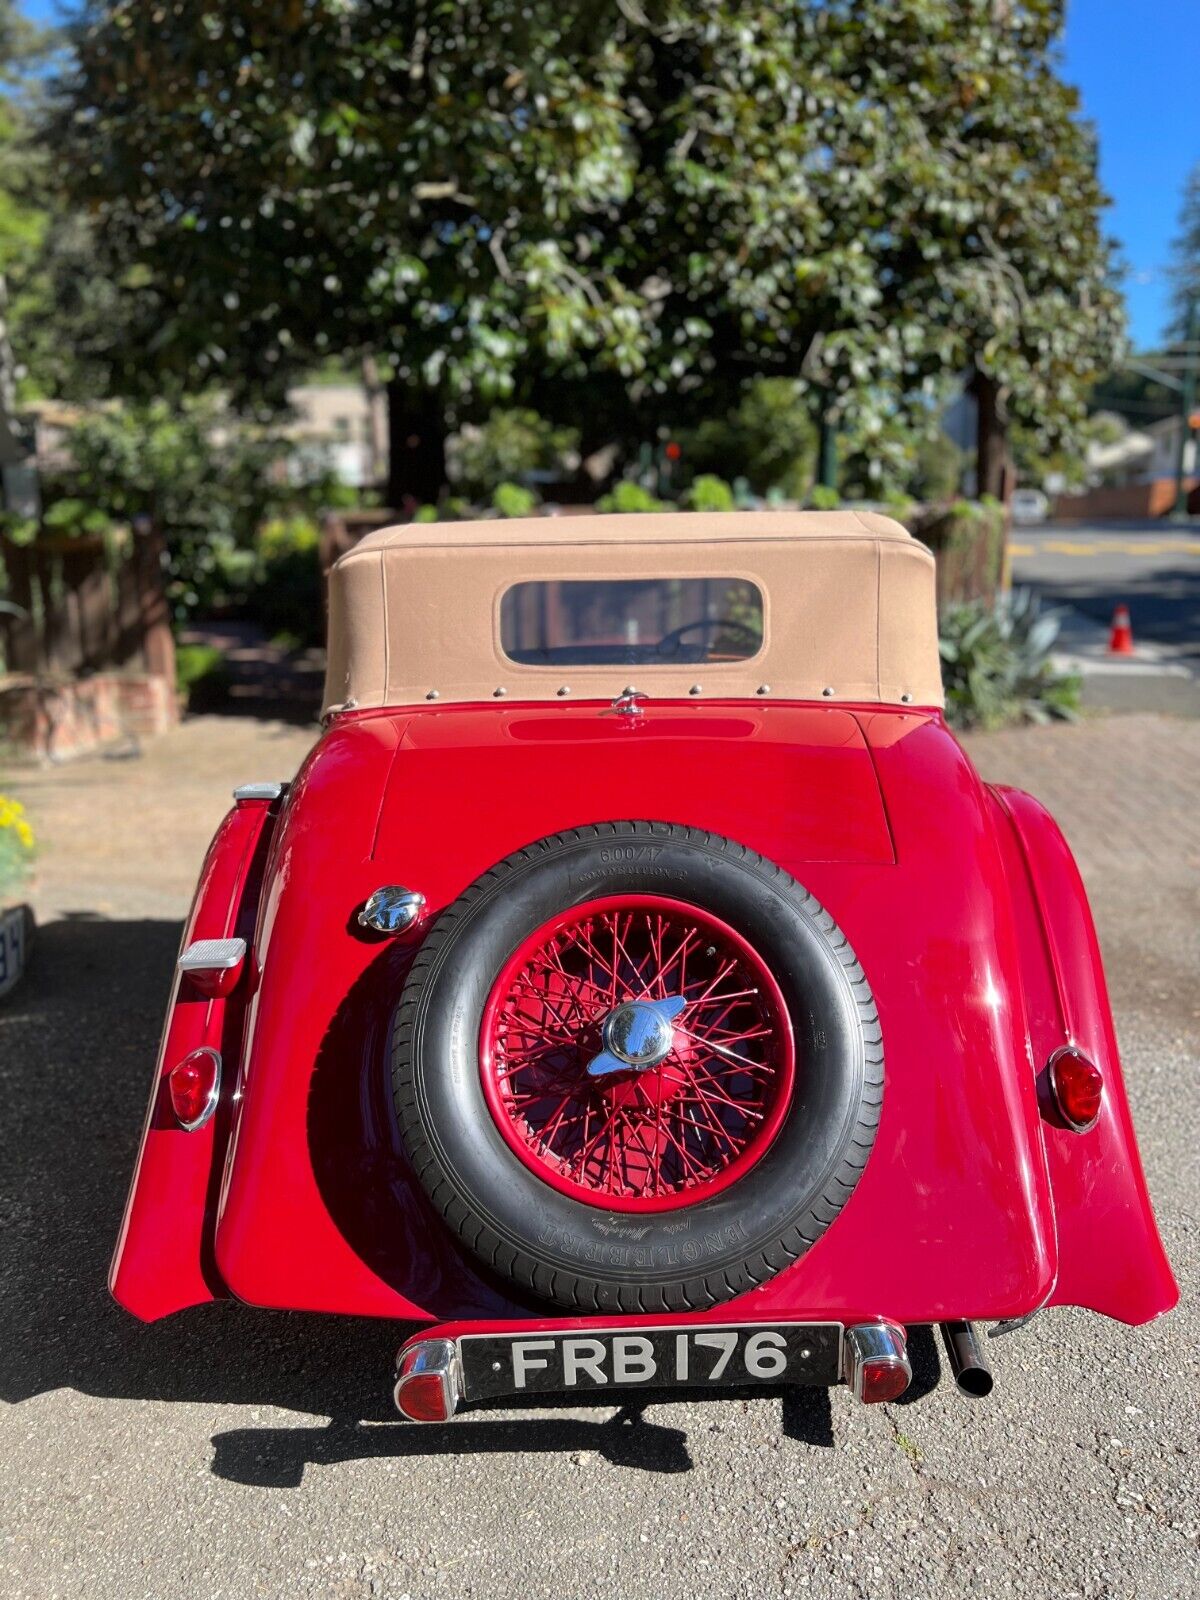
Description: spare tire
xmin=391 ymin=822 xmax=882 ymax=1313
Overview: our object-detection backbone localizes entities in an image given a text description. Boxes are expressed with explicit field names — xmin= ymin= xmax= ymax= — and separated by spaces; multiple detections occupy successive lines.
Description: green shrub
xmin=258 ymin=514 xmax=319 ymax=561
xmin=41 ymin=498 xmax=112 ymax=537
xmin=685 ymin=474 xmax=736 ymax=513
xmin=492 ymin=482 xmax=538 ymax=518
xmin=0 ymin=512 xmax=37 ymax=546
xmin=175 ymin=642 xmax=229 ymax=706
xmin=251 ymin=515 xmax=323 ymax=647
xmin=882 ymin=490 xmax=918 ymax=520
xmin=56 ymin=399 xmax=289 ymax=621
xmin=596 ymin=480 xmax=671 ymax=514
xmin=453 ymin=409 xmax=579 ymax=499
xmin=412 ymin=504 xmax=440 ymax=523
xmin=939 ymin=589 xmax=1081 ymax=731
xmin=679 ymin=379 xmax=817 ymax=500
xmin=912 ymin=432 xmax=964 ymax=502
xmin=809 ymin=485 xmax=841 ymax=510
xmin=292 ymin=471 xmax=362 ymax=516
xmin=210 ymin=542 xmax=258 ymax=597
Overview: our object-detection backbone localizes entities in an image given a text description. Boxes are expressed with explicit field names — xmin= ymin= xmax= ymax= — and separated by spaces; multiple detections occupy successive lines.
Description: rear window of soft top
xmin=500 ymin=578 xmax=763 ymax=667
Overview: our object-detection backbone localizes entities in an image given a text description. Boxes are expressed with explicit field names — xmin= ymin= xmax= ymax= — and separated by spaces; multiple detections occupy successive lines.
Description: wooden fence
xmin=0 ymin=523 xmax=174 ymax=682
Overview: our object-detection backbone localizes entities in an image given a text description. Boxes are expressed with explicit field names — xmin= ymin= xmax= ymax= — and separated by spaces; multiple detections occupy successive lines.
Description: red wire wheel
xmin=392 ymin=822 xmax=883 ymax=1314
xmin=479 ymin=895 xmax=795 ymax=1211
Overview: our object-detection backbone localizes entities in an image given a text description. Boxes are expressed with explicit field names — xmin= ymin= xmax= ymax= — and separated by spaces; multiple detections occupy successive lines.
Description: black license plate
xmin=458 ymin=1322 xmax=842 ymax=1402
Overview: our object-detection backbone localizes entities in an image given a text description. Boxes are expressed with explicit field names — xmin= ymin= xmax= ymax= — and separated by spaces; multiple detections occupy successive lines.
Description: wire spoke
xmin=482 ymin=896 xmax=792 ymax=1206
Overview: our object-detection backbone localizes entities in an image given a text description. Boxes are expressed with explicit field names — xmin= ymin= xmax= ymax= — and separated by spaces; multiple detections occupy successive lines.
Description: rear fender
xmin=108 ymin=791 xmax=278 ymax=1320
xmin=989 ymin=785 xmax=1178 ymax=1326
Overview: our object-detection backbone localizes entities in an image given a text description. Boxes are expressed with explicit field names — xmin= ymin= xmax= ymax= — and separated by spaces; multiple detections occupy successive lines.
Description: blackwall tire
xmin=391 ymin=822 xmax=883 ymax=1313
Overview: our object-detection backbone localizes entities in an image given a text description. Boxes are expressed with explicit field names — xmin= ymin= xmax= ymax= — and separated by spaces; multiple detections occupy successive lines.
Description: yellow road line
xmin=1012 ymin=539 xmax=1200 ymax=557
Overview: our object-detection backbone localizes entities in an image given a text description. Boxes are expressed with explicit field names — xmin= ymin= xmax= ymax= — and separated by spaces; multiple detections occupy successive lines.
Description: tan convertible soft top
xmin=323 ymin=510 xmax=942 ymax=713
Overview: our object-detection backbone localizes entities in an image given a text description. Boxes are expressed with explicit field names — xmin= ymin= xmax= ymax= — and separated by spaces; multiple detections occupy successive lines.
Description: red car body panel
xmin=988 ymin=785 xmax=1178 ymax=1324
xmin=109 ymin=796 xmax=273 ymax=1321
xmin=110 ymin=701 xmax=1178 ymax=1331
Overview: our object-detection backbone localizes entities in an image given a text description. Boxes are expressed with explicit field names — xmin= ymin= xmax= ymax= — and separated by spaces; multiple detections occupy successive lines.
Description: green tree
xmin=50 ymin=4 xmax=650 ymax=502
xmin=0 ymin=1 xmax=52 ymax=451
xmin=48 ymin=2 xmax=1120 ymax=503
xmin=451 ymin=408 xmax=579 ymax=500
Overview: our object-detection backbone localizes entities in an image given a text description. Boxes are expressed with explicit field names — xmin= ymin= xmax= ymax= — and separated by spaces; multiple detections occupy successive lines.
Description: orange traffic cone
xmin=1107 ymin=604 xmax=1135 ymax=656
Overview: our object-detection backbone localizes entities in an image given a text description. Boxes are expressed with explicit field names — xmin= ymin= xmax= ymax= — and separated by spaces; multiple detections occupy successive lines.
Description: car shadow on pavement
xmin=0 ymin=916 xmax=938 ymax=1486
xmin=209 ymin=1383 xmax=839 ymax=1486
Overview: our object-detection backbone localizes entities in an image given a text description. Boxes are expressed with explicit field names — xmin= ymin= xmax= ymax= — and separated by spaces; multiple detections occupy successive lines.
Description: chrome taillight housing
xmin=168 ymin=1047 xmax=222 ymax=1131
xmin=1048 ymin=1046 xmax=1104 ymax=1132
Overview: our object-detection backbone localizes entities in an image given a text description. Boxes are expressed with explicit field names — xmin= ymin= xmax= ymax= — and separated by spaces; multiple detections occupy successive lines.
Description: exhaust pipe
xmin=939 ymin=1321 xmax=994 ymax=1398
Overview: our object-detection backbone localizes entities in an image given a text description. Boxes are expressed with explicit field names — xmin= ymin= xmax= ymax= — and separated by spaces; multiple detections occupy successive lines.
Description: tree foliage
xmin=450 ymin=408 xmax=579 ymax=499
xmin=47 ymin=1 xmax=1121 ymax=495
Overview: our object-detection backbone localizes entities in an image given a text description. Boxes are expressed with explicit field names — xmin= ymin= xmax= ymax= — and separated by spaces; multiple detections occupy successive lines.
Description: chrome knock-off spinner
xmin=587 ymin=995 xmax=687 ymax=1078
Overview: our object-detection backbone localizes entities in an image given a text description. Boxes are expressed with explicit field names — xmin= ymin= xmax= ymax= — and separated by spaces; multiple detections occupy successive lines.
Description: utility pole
xmin=1173 ymin=294 xmax=1198 ymax=517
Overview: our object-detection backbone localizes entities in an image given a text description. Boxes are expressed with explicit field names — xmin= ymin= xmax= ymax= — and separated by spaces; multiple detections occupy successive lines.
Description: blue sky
xmin=21 ymin=0 xmax=1200 ymax=349
xmin=1063 ymin=0 xmax=1199 ymax=346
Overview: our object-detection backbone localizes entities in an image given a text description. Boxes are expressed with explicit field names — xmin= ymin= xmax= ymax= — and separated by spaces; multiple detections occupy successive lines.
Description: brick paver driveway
xmin=2 ymin=713 xmax=1196 ymax=1600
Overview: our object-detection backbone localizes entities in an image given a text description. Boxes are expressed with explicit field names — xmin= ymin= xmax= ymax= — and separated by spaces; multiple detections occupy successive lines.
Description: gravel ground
xmin=2 ymin=713 xmax=1196 ymax=1600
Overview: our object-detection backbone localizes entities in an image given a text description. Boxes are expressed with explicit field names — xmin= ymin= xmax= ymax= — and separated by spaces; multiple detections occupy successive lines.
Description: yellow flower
xmin=0 ymin=796 xmax=34 ymax=850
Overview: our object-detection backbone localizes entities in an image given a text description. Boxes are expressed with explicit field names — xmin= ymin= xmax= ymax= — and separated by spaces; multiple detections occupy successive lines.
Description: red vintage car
xmin=111 ymin=511 xmax=1177 ymax=1420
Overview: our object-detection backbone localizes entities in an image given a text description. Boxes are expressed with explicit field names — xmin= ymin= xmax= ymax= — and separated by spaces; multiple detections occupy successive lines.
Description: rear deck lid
xmin=372 ymin=702 xmax=894 ymax=871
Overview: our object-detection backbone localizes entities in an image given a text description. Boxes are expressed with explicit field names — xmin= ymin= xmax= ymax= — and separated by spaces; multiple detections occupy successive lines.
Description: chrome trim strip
xmin=177 ymin=937 xmax=247 ymax=974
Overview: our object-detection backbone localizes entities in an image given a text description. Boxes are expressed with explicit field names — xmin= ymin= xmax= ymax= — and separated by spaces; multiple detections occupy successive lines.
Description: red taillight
xmin=395 ymin=1371 xmax=452 ymax=1422
xmin=842 ymin=1323 xmax=911 ymax=1404
xmin=168 ymin=1048 xmax=222 ymax=1131
xmin=1049 ymin=1047 xmax=1103 ymax=1132
xmin=858 ymin=1352 xmax=913 ymax=1404
xmin=393 ymin=1338 xmax=460 ymax=1422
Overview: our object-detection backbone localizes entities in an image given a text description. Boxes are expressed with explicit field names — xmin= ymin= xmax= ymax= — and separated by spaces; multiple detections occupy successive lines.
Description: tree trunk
xmin=974 ymin=369 xmax=1009 ymax=502
xmin=385 ymin=380 xmax=447 ymax=510
xmin=361 ymin=356 xmax=389 ymax=490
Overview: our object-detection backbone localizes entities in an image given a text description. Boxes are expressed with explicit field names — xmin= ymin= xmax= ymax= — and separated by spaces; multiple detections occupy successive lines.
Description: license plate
xmin=458 ymin=1322 xmax=842 ymax=1401
xmin=0 ymin=905 xmax=28 ymax=1001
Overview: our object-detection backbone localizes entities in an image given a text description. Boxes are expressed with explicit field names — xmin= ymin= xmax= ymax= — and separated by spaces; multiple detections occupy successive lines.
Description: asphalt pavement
xmin=2 ymin=714 xmax=1196 ymax=1600
xmin=1012 ymin=519 xmax=1200 ymax=714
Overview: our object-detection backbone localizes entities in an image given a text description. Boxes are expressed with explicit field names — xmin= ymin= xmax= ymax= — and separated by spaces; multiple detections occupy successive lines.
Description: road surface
xmin=1010 ymin=519 xmax=1200 ymax=713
